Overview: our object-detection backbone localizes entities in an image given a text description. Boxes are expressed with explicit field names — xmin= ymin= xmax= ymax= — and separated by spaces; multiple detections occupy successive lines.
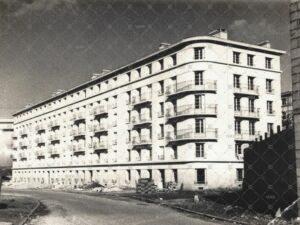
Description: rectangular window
xmin=127 ymin=72 xmax=131 ymax=82
xmin=194 ymin=47 xmax=204 ymax=60
xmin=267 ymin=101 xmax=273 ymax=114
xmin=196 ymin=169 xmax=205 ymax=184
xmin=247 ymin=54 xmax=254 ymax=66
xmin=160 ymin=124 xmax=164 ymax=138
xmin=195 ymin=143 xmax=205 ymax=158
xmin=173 ymin=169 xmax=178 ymax=183
xmin=235 ymin=120 xmax=241 ymax=134
xmin=233 ymin=75 xmax=240 ymax=88
xmin=234 ymin=97 xmax=241 ymax=111
xmin=249 ymin=99 xmax=255 ymax=112
xmin=237 ymin=169 xmax=243 ymax=182
xmin=160 ymin=102 xmax=164 ymax=117
xmin=127 ymin=170 xmax=131 ymax=180
xmin=171 ymin=54 xmax=177 ymax=66
xmin=248 ymin=77 xmax=254 ymax=90
xmin=159 ymin=80 xmax=164 ymax=95
xmin=159 ymin=59 xmax=164 ymax=70
xmin=233 ymin=52 xmax=240 ymax=64
xmin=265 ymin=57 xmax=272 ymax=69
xmin=266 ymin=79 xmax=273 ymax=93
xmin=249 ymin=121 xmax=255 ymax=135
xmin=147 ymin=64 xmax=152 ymax=74
xmin=137 ymin=68 xmax=141 ymax=78
xmin=195 ymin=71 xmax=203 ymax=85
xmin=235 ymin=144 xmax=242 ymax=155
xmin=267 ymin=123 xmax=274 ymax=134
xmin=195 ymin=95 xmax=203 ymax=109
xmin=173 ymin=146 xmax=178 ymax=159
xmin=195 ymin=118 xmax=204 ymax=133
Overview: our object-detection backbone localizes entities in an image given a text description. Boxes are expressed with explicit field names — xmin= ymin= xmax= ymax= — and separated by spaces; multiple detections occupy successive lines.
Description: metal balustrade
xmin=234 ymin=108 xmax=260 ymax=119
xmin=234 ymin=85 xmax=259 ymax=96
xmin=166 ymin=129 xmax=218 ymax=142
xmin=166 ymin=104 xmax=217 ymax=119
xmin=90 ymin=105 xmax=108 ymax=116
xmin=234 ymin=131 xmax=260 ymax=142
xmin=165 ymin=80 xmax=217 ymax=96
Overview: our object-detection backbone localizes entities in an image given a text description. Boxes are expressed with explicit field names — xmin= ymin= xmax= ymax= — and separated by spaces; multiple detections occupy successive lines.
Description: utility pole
xmin=290 ymin=0 xmax=300 ymax=216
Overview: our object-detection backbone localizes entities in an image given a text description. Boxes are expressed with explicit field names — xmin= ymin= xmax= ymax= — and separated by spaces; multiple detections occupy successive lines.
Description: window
xmin=159 ymin=124 xmax=164 ymax=138
xmin=267 ymin=123 xmax=274 ymax=134
xmin=147 ymin=64 xmax=152 ymax=74
xmin=267 ymin=101 xmax=273 ymax=114
xmin=173 ymin=169 xmax=178 ymax=183
xmin=247 ymin=54 xmax=254 ymax=66
xmin=233 ymin=52 xmax=240 ymax=64
xmin=159 ymin=59 xmax=164 ymax=70
xmin=249 ymin=121 xmax=255 ymax=135
xmin=195 ymin=118 xmax=204 ymax=133
xmin=235 ymin=120 xmax=241 ymax=134
xmin=194 ymin=47 xmax=204 ymax=60
xmin=127 ymin=170 xmax=131 ymax=180
xmin=171 ymin=54 xmax=177 ymax=66
xmin=159 ymin=102 xmax=164 ymax=117
xmin=233 ymin=75 xmax=240 ymax=88
xmin=196 ymin=169 xmax=205 ymax=184
xmin=173 ymin=146 xmax=178 ymax=159
xmin=249 ymin=99 xmax=255 ymax=112
xmin=234 ymin=97 xmax=241 ymax=111
xmin=159 ymin=80 xmax=164 ymax=95
xmin=265 ymin=57 xmax=272 ymax=69
xmin=247 ymin=77 xmax=254 ymax=90
xmin=195 ymin=143 xmax=205 ymax=158
xmin=235 ymin=144 xmax=242 ymax=155
xmin=127 ymin=72 xmax=131 ymax=82
xmin=236 ymin=169 xmax=243 ymax=182
xmin=137 ymin=68 xmax=141 ymax=78
xmin=195 ymin=95 xmax=203 ymax=109
xmin=195 ymin=71 xmax=203 ymax=85
xmin=266 ymin=79 xmax=273 ymax=93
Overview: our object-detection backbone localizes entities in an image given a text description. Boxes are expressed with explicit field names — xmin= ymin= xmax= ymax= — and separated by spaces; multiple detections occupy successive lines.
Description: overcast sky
xmin=0 ymin=0 xmax=290 ymax=118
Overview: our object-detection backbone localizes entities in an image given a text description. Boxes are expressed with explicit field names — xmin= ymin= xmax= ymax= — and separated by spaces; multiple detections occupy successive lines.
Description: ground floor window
xmin=196 ymin=169 xmax=205 ymax=184
xmin=236 ymin=168 xmax=243 ymax=182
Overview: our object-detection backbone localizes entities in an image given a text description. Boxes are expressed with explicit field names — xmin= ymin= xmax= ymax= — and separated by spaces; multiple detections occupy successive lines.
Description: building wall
xmin=11 ymin=35 xmax=283 ymax=190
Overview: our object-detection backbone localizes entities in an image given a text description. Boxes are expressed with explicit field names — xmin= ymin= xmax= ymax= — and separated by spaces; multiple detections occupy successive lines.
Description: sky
xmin=0 ymin=0 xmax=290 ymax=118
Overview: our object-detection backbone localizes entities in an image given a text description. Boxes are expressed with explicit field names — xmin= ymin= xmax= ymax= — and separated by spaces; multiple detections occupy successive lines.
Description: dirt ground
xmin=0 ymin=195 xmax=38 ymax=225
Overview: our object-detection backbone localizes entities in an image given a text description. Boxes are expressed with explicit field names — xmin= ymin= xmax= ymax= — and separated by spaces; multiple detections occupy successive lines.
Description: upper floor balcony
xmin=19 ymin=129 xmax=28 ymax=137
xmin=131 ymin=135 xmax=152 ymax=148
xmin=233 ymin=85 xmax=259 ymax=97
xmin=234 ymin=131 xmax=260 ymax=142
xmin=131 ymin=114 xmax=152 ymax=127
xmin=48 ymin=132 xmax=60 ymax=142
xmin=166 ymin=104 xmax=217 ymax=121
xmin=19 ymin=140 xmax=30 ymax=148
xmin=70 ymin=129 xmax=86 ymax=138
xmin=234 ymin=108 xmax=260 ymax=120
xmin=166 ymin=129 xmax=218 ymax=143
xmin=35 ymin=137 xmax=46 ymax=145
xmin=71 ymin=143 xmax=85 ymax=154
xmin=90 ymin=141 xmax=108 ymax=152
xmin=89 ymin=124 xmax=108 ymax=134
xmin=48 ymin=120 xmax=60 ymax=129
xmin=48 ymin=145 xmax=60 ymax=157
xmin=35 ymin=124 xmax=46 ymax=133
xmin=71 ymin=112 xmax=85 ymax=123
xmin=90 ymin=105 xmax=108 ymax=117
xmin=131 ymin=94 xmax=152 ymax=108
xmin=165 ymin=80 xmax=217 ymax=98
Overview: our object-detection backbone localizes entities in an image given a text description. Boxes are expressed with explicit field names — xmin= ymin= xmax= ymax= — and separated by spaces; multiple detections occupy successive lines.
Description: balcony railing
xmin=35 ymin=137 xmax=46 ymax=144
xmin=131 ymin=94 xmax=151 ymax=107
xmin=90 ymin=124 xmax=108 ymax=133
xmin=92 ymin=142 xmax=108 ymax=151
xmin=166 ymin=129 xmax=218 ymax=142
xmin=166 ymin=104 xmax=217 ymax=119
xmin=165 ymin=80 xmax=217 ymax=97
xmin=35 ymin=125 xmax=46 ymax=132
xmin=90 ymin=105 xmax=108 ymax=116
xmin=70 ymin=129 xmax=86 ymax=137
xmin=234 ymin=108 xmax=260 ymax=119
xmin=72 ymin=144 xmax=85 ymax=153
xmin=234 ymin=131 xmax=260 ymax=142
xmin=234 ymin=85 xmax=259 ymax=96
xmin=132 ymin=136 xmax=152 ymax=146
xmin=71 ymin=113 xmax=85 ymax=122
xmin=48 ymin=120 xmax=60 ymax=128
xmin=131 ymin=115 xmax=152 ymax=126
xmin=48 ymin=133 xmax=60 ymax=141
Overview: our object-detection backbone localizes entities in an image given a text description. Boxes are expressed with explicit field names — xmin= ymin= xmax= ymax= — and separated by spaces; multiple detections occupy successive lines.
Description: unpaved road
xmin=3 ymin=189 xmax=221 ymax=225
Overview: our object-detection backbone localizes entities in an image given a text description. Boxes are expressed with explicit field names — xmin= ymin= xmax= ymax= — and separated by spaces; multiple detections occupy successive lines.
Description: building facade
xmin=11 ymin=30 xmax=284 ymax=190
xmin=282 ymin=91 xmax=293 ymax=129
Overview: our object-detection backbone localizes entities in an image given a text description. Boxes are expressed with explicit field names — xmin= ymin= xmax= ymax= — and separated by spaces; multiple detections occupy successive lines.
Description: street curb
xmin=129 ymin=196 xmax=250 ymax=225
xmin=18 ymin=200 xmax=40 ymax=225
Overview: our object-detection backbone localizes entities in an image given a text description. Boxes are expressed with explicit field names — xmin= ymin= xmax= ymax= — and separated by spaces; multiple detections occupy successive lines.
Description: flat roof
xmin=13 ymin=35 xmax=286 ymax=117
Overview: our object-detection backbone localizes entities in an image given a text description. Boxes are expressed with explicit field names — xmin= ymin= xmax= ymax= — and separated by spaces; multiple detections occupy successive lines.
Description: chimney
xmin=159 ymin=42 xmax=171 ymax=50
xmin=209 ymin=28 xmax=228 ymax=39
xmin=258 ymin=40 xmax=271 ymax=48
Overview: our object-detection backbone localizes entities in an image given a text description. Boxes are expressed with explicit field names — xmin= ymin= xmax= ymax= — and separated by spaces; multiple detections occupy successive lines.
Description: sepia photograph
xmin=0 ymin=0 xmax=298 ymax=224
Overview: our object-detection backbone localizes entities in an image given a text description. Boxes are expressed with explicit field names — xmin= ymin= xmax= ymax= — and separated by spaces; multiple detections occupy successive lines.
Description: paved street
xmin=3 ymin=189 xmax=220 ymax=225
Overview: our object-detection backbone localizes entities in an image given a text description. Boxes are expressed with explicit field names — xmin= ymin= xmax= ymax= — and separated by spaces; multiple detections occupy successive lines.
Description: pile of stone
xmin=136 ymin=178 xmax=157 ymax=194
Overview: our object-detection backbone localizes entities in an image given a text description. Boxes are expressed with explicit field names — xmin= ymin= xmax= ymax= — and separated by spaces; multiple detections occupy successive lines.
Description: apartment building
xmin=11 ymin=29 xmax=284 ymax=190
